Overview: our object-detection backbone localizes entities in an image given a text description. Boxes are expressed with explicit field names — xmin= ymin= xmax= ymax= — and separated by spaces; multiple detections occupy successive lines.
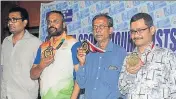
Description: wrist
xmin=38 ymin=64 xmax=45 ymax=70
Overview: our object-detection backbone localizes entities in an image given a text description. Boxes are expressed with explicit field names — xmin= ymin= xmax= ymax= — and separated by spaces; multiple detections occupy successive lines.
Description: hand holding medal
xmin=126 ymin=52 xmax=143 ymax=74
xmin=77 ymin=39 xmax=106 ymax=66
xmin=81 ymin=39 xmax=106 ymax=54
xmin=81 ymin=40 xmax=90 ymax=54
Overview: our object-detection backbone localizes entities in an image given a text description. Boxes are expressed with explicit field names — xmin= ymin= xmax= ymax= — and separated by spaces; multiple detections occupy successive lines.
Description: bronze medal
xmin=126 ymin=52 xmax=140 ymax=67
xmin=43 ymin=46 xmax=53 ymax=58
xmin=81 ymin=40 xmax=89 ymax=54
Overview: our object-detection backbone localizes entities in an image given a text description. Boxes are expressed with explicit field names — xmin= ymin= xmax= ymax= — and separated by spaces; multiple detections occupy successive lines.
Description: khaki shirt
xmin=1 ymin=30 xmax=41 ymax=99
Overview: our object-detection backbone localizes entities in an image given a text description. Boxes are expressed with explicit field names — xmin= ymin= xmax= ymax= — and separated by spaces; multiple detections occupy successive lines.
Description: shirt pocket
xmin=104 ymin=65 xmax=120 ymax=86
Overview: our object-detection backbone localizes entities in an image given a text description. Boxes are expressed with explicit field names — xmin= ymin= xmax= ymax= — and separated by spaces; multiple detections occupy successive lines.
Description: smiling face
xmin=130 ymin=19 xmax=155 ymax=48
xmin=8 ymin=12 xmax=27 ymax=34
xmin=92 ymin=16 xmax=113 ymax=43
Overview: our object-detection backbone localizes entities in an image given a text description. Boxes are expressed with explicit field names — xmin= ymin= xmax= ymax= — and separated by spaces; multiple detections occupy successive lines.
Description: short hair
xmin=130 ymin=13 xmax=153 ymax=27
xmin=92 ymin=13 xmax=113 ymax=27
xmin=9 ymin=6 xmax=29 ymax=22
xmin=46 ymin=10 xmax=64 ymax=22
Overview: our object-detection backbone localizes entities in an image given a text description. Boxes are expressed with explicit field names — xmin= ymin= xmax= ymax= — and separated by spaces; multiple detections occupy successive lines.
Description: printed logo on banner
xmin=109 ymin=3 xmax=125 ymax=16
xmin=68 ymin=20 xmax=81 ymax=33
xmin=127 ymin=8 xmax=138 ymax=20
xmin=170 ymin=3 xmax=176 ymax=14
xmin=96 ymin=1 xmax=110 ymax=12
xmin=164 ymin=6 xmax=171 ymax=16
xmin=85 ymin=1 xmax=95 ymax=7
xmin=157 ymin=18 xmax=171 ymax=28
xmin=78 ymin=1 xmax=86 ymax=9
xmin=155 ymin=9 xmax=165 ymax=19
xmin=89 ymin=5 xmax=97 ymax=14
xmin=63 ymin=9 xmax=73 ymax=22
xmin=153 ymin=1 xmax=167 ymax=9
xmin=138 ymin=5 xmax=148 ymax=12
xmin=171 ymin=16 xmax=176 ymax=25
xmin=125 ymin=1 xmax=134 ymax=8
xmin=147 ymin=2 xmax=155 ymax=12
xmin=77 ymin=8 xmax=89 ymax=20
xmin=133 ymin=1 xmax=141 ymax=6
xmin=56 ymin=2 xmax=68 ymax=10
xmin=72 ymin=4 xmax=79 ymax=13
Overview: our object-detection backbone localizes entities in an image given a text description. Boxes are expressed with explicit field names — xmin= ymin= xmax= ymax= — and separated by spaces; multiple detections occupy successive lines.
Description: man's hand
xmin=39 ymin=55 xmax=54 ymax=69
xmin=126 ymin=61 xmax=143 ymax=74
xmin=77 ymin=47 xmax=86 ymax=66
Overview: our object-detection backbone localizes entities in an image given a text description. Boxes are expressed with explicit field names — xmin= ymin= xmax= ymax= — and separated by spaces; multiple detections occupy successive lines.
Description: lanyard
xmin=49 ymin=38 xmax=65 ymax=50
xmin=43 ymin=38 xmax=65 ymax=58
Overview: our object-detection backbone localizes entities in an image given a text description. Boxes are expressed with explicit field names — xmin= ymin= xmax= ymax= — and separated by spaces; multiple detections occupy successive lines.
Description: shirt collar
xmin=133 ymin=42 xmax=154 ymax=55
xmin=7 ymin=29 xmax=31 ymax=42
xmin=95 ymin=40 xmax=113 ymax=52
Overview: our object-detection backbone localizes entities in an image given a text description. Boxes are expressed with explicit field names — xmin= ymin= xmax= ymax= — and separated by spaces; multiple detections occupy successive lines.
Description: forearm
xmin=119 ymin=71 xmax=136 ymax=95
xmin=30 ymin=64 xmax=45 ymax=80
xmin=71 ymin=81 xmax=80 ymax=99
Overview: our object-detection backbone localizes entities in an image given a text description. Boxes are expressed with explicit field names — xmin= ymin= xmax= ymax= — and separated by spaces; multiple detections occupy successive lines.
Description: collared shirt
xmin=119 ymin=43 xmax=176 ymax=99
xmin=1 ymin=30 xmax=41 ymax=99
xmin=76 ymin=41 xmax=127 ymax=99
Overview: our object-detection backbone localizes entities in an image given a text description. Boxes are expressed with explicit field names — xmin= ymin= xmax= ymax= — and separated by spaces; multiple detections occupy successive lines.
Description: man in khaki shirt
xmin=1 ymin=6 xmax=41 ymax=99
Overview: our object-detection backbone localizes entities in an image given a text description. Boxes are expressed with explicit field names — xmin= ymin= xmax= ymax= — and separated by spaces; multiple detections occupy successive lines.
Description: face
xmin=130 ymin=19 xmax=155 ymax=47
xmin=47 ymin=13 xmax=65 ymax=37
xmin=93 ymin=16 xmax=113 ymax=43
xmin=8 ymin=12 xmax=27 ymax=34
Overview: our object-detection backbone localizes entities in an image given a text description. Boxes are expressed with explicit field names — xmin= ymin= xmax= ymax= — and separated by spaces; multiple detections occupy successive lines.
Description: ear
xmin=23 ymin=20 xmax=28 ymax=27
xmin=109 ymin=27 xmax=113 ymax=35
xmin=63 ymin=22 xmax=66 ymax=28
xmin=150 ymin=26 xmax=156 ymax=36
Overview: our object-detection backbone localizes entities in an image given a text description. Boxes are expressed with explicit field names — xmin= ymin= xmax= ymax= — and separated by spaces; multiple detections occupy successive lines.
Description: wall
xmin=18 ymin=1 xmax=51 ymax=27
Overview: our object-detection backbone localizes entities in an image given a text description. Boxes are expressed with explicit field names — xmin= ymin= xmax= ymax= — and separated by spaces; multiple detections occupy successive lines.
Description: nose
xmin=95 ymin=27 xmax=102 ymax=34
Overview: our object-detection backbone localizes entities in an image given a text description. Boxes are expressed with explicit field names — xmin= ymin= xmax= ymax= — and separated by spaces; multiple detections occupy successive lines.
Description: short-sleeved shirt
xmin=33 ymin=35 xmax=80 ymax=99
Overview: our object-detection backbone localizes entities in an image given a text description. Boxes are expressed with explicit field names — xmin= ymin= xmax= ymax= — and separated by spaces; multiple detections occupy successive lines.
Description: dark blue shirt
xmin=76 ymin=41 xmax=127 ymax=99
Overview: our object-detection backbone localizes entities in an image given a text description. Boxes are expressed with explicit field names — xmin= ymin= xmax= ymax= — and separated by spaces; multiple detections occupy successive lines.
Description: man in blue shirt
xmin=75 ymin=13 xmax=127 ymax=99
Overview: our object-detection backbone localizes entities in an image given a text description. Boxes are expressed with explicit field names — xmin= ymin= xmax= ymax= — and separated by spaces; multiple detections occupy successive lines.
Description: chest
xmin=135 ymin=53 xmax=169 ymax=85
xmin=88 ymin=52 xmax=123 ymax=82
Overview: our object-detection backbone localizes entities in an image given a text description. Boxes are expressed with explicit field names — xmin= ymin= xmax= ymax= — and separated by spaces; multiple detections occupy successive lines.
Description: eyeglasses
xmin=93 ymin=25 xmax=109 ymax=30
xmin=130 ymin=27 xmax=149 ymax=35
xmin=47 ymin=20 xmax=60 ymax=25
xmin=7 ymin=18 xmax=23 ymax=23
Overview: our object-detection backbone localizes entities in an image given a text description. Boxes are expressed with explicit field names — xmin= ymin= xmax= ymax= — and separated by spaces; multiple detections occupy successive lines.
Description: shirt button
xmin=98 ymin=67 xmax=100 ymax=69
xmin=94 ymin=88 xmax=96 ymax=90
xmin=96 ymin=77 xmax=99 ymax=79
xmin=99 ymin=57 xmax=102 ymax=59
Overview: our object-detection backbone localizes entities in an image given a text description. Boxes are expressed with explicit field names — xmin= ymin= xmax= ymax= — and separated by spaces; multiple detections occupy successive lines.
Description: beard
xmin=46 ymin=26 xmax=64 ymax=41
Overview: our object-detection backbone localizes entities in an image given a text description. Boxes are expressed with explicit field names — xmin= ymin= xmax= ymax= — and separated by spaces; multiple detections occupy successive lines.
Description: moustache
xmin=48 ymin=27 xmax=57 ymax=33
xmin=133 ymin=37 xmax=143 ymax=41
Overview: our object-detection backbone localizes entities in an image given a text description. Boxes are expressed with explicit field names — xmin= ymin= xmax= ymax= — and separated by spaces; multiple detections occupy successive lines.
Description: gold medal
xmin=126 ymin=52 xmax=140 ymax=67
xmin=81 ymin=40 xmax=89 ymax=54
xmin=43 ymin=46 xmax=54 ymax=58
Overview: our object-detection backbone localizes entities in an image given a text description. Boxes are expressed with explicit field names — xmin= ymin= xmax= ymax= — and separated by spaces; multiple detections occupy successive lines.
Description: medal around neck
xmin=81 ymin=39 xmax=106 ymax=54
xmin=43 ymin=46 xmax=54 ymax=58
xmin=126 ymin=52 xmax=141 ymax=67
